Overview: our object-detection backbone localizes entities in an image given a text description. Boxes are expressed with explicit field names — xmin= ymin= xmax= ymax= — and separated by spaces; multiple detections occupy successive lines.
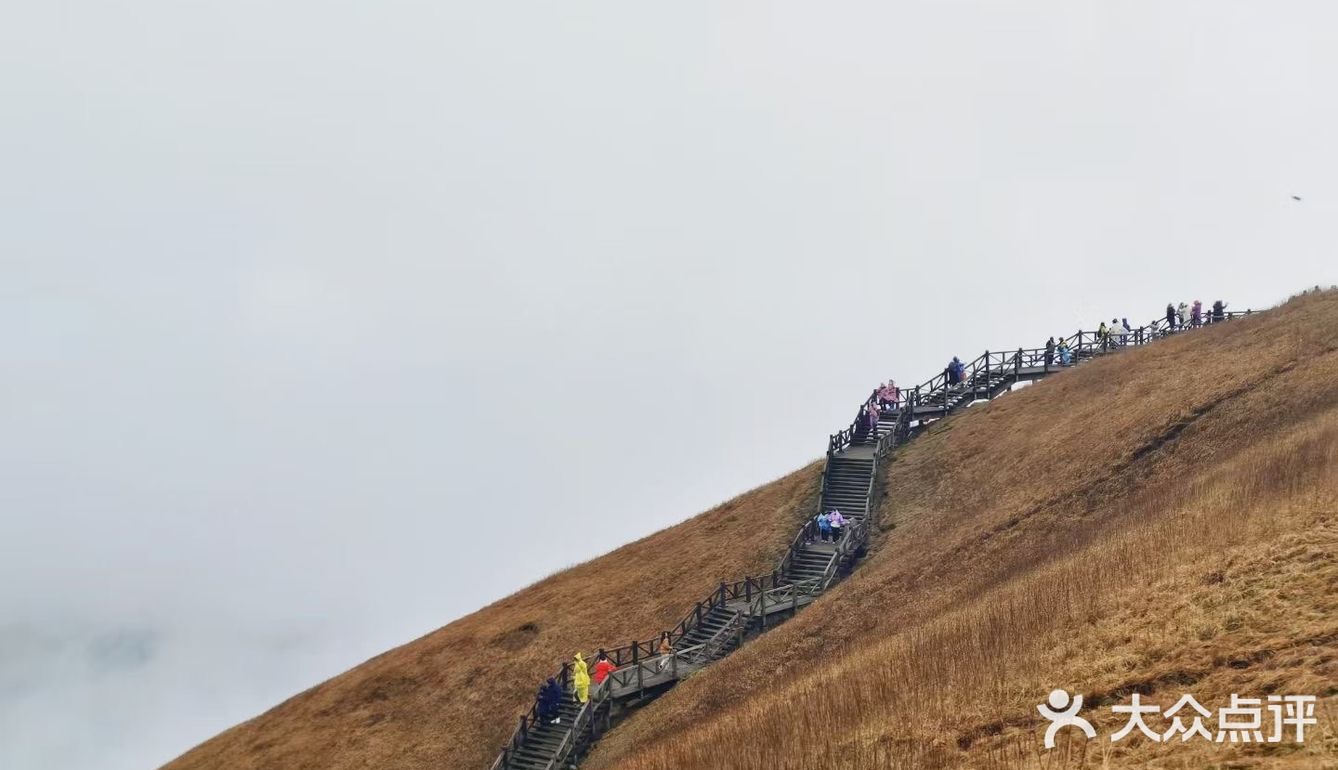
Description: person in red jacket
xmin=592 ymin=650 xmax=617 ymax=691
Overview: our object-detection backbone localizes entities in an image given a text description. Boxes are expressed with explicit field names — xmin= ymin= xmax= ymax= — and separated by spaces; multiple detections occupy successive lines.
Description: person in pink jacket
xmin=827 ymin=509 xmax=847 ymax=541
xmin=877 ymin=381 xmax=899 ymax=411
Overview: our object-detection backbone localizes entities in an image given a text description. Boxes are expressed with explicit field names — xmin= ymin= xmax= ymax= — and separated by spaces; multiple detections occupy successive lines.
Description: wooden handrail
xmin=492 ymin=303 xmax=1257 ymax=770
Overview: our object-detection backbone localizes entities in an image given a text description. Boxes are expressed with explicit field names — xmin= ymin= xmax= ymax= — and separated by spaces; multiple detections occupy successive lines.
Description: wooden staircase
xmin=501 ymin=695 xmax=586 ymax=770
xmin=488 ymin=307 xmax=1256 ymax=770
xmin=780 ymin=540 xmax=837 ymax=584
xmin=820 ymin=455 xmax=875 ymax=521
xmin=676 ymin=605 xmax=744 ymax=656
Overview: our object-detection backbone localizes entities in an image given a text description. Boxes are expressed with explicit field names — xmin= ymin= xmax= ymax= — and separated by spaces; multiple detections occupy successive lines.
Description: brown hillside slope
xmin=588 ymin=290 xmax=1338 ymax=770
xmin=162 ymin=464 xmax=820 ymax=770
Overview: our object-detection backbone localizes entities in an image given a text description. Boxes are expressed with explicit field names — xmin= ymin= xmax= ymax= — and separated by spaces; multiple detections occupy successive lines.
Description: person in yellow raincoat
xmin=571 ymin=652 xmax=590 ymax=704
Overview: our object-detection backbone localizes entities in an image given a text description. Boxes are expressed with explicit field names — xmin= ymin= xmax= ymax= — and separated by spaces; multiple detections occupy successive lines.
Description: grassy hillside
xmin=162 ymin=465 xmax=821 ymax=770
xmin=166 ymin=290 xmax=1338 ymax=770
xmin=584 ymin=290 xmax=1338 ymax=769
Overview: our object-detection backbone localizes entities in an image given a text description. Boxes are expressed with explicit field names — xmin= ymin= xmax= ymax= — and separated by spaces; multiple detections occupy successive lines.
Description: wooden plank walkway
xmin=832 ymin=443 xmax=876 ymax=459
xmin=489 ymin=309 xmax=1256 ymax=770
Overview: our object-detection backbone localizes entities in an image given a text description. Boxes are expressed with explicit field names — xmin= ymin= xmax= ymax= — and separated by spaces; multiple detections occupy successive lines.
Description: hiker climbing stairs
xmin=488 ymin=307 xmax=1254 ymax=770
xmin=501 ymin=695 xmax=586 ymax=770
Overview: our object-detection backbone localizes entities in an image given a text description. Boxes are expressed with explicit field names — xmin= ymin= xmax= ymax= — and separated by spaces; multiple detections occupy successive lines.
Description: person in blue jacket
xmin=537 ymin=676 xmax=563 ymax=724
xmin=949 ymin=356 xmax=965 ymax=387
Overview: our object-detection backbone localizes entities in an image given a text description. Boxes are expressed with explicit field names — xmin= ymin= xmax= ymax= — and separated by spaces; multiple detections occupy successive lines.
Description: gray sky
xmin=2 ymin=2 xmax=1336 ymax=769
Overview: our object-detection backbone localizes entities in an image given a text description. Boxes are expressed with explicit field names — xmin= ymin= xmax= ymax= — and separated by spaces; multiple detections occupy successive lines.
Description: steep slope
xmin=162 ymin=465 xmax=820 ymax=770
xmin=586 ymin=290 xmax=1338 ymax=770
xmin=167 ymin=291 xmax=1338 ymax=770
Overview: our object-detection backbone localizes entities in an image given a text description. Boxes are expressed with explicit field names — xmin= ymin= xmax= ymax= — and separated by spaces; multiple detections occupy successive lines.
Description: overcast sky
xmin=3 ymin=2 xmax=1337 ymax=769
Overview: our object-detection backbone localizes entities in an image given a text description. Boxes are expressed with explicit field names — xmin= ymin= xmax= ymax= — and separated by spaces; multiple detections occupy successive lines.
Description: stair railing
xmin=873 ymin=395 xmax=913 ymax=460
xmin=490 ymin=689 xmax=545 ymax=770
xmin=887 ymin=309 xmax=1254 ymax=441
xmin=602 ymin=640 xmax=703 ymax=695
xmin=494 ymin=303 xmax=1257 ymax=770
xmin=542 ymin=678 xmax=612 ymax=770
xmin=749 ymin=576 xmax=824 ymax=619
xmin=776 ymin=517 xmax=819 ymax=584
xmin=822 ymin=518 xmax=868 ymax=590
xmin=493 ymin=582 xmax=740 ymax=769
xmin=719 ymin=574 xmax=779 ymax=604
xmin=694 ymin=611 xmax=746 ymax=663
xmin=541 ymin=631 xmax=743 ymax=770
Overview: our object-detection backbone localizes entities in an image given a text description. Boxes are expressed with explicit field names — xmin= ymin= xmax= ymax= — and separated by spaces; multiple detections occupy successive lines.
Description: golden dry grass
xmin=161 ymin=464 xmax=820 ymax=770
xmin=167 ymin=289 xmax=1338 ymax=770
xmin=584 ymin=289 xmax=1338 ymax=770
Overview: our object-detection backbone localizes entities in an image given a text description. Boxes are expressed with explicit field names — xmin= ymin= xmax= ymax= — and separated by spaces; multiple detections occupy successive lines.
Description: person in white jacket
xmin=1112 ymin=318 xmax=1128 ymax=347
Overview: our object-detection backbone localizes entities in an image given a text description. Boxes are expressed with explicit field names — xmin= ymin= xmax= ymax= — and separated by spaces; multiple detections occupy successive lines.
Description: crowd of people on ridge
xmin=1164 ymin=299 xmax=1228 ymax=330
xmin=1085 ymin=299 xmax=1228 ymax=352
xmin=864 ymin=300 xmax=1234 ymax=434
